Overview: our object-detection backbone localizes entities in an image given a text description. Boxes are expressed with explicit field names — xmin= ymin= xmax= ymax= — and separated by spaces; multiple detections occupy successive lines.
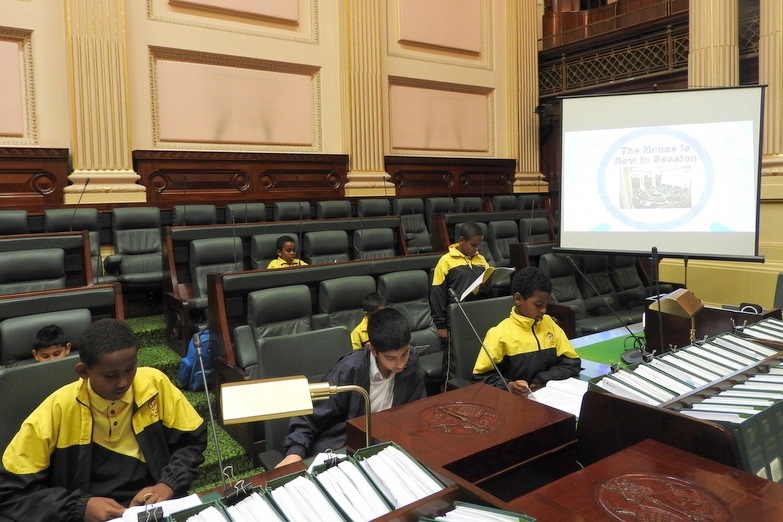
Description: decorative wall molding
xmin=149 ymin=46 xmax=322 ymax=152
xmin=0 ymin=27 xmax=37 ymax=146
xmin=388 ymin=76 xmax=495 ymax=157
xmin=386 ymin=0 xmax=494 ymax=71
xmin=146 ymin=0 xmax=319 ymax=45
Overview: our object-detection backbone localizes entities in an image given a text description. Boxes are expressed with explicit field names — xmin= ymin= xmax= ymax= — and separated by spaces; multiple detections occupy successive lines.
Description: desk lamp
xmin=648 ymin=288 xmax=704 ymax=344
xmin=220 ymin=376 xmax=372 ymax=448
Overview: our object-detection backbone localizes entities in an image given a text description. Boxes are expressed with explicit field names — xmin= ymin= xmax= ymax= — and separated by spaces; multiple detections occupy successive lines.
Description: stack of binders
xmin=591 ymin=318 xmax=783 ymax=483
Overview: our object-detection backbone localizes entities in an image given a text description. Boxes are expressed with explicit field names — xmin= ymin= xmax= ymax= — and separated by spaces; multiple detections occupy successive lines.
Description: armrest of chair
xmin=546 ymin=302 xmax=577 ymax=339
xmin=103 ymin=254 xmax=122 ymax=276
xmin=311 ymin=313 xmax=331 ymax=330
xmin=164 ymin=292 xmax=192 ymax=348
xmin=257 ymin=450 xmax=285 ymax=470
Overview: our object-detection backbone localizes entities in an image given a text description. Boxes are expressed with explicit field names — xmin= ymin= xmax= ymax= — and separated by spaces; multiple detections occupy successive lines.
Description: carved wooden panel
xmin=385 ymin=156 xmax=515 ymax=198
xmin=133 ymin=150 xmax=348 ymax=209
xmin=0 ymin=148 xmax=69 ymax=209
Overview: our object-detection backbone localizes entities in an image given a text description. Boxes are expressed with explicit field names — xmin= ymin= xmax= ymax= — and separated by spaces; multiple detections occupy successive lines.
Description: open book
xmin=529 ymin=377 xmax=588 ymax=419
xmin=459 ymin=266 xmax=515 ymax=301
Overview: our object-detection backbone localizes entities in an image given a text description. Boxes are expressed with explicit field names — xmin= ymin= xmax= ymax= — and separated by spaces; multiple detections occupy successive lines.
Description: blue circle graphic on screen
xmin=597 ymin=127 xmax=714 ymax=231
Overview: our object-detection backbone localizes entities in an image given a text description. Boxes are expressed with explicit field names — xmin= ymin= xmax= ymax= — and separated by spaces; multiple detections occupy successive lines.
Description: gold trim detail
xmin=0 ymin=27 xmax=38 ymax=146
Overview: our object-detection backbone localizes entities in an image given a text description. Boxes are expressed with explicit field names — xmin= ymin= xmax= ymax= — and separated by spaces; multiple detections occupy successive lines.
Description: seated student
xmin=266 ymin=234 xmax=308 ymax=269
xmin=430 ymin=222 xmax=490 ymax=341
xmin=32 ymin=324 xmax=72 ymax=362
xmin=277 ymin=307 xmax=425 ymax=467
xmin=473 ymin=267 xmax=580 ymax=396
xmin=351 ymin=292 xmax=387 ymax=350
xmin=0 ymin=318 xmax=207 ymax=521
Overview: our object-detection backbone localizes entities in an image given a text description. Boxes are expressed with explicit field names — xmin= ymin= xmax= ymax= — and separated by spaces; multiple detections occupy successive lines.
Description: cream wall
xmin=125 ymin=0 xmax=344 ymax=153
xmin=2 ymin=0 xmax=532 ymax=170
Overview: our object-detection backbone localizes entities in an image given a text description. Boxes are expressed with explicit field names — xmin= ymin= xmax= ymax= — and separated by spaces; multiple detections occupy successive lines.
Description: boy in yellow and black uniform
xmin=473 ymin=267 xmax=580 ymax=396
xmin=429 ymin=222 xmax=489 ymax=341
xmin=0 ymin=318 xmax=207 ymax=521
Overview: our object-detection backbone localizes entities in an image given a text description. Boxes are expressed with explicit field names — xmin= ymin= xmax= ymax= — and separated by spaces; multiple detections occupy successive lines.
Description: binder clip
xmin=137 ymin=494 xmax=163 ymax=522
xmin=731 ymin=317 xmax=747 ymax=333
xmin=311 ymin=449 xmax=348 ymax=473
xmin=220 ymin=466 xmax=253 ymax=507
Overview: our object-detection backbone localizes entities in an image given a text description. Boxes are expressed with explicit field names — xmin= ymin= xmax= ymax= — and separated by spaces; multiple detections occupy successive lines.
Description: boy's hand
xmin=130 ymin=483 xmax=174 ymax=506
xmin=275 ymin=453 xmax=304 ymax=468
xmin=508 ymin=380 xmax=531 ymax=396
xmin=437 ymin=328 xmax=449 ymax=340
xmin=84 ymin=496 xmax=125 ymax=522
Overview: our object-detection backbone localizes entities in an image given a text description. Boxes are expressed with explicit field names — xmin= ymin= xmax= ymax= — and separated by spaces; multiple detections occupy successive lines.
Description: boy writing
xmin=430 ymin=222 xmax=489 ymax=341
xmin=473 ymin=267 xmax=581 ymax=395
xmin=277 ymin=307 xmax=425 ymax=467
xmin=267 ymin=235 xmax=308 ymax=269
xmin=0 ymin=318 xmax=207 ymax=521
xmin=32 ymin=324 xmax=72 ymax=362
xmin=350 ymin=292 xmax=387 ymax=349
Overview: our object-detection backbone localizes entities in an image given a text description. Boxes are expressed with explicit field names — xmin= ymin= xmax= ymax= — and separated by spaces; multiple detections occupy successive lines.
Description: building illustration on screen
xmin=619 ymin=166 xmax=693 ymax=209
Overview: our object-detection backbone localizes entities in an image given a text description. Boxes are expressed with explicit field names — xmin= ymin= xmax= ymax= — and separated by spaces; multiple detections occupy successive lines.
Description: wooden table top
xmin=510 ymin=438 xmax=783 ymax=521
xmin=346 ymin=382 xmax=576 ymax=484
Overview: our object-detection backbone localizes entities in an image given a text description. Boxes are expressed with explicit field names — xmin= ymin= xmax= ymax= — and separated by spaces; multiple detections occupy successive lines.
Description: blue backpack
xmin=178 ymin=329 xmax=212 ymax=391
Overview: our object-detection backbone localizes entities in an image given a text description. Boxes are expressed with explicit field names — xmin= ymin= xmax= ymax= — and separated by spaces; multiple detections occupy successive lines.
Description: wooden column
xmin=509 ymin=0 xmax=548 ymax=193
xmin=688 ymin=0 xmax=739 ymax=88
xmin=65 ymin=0 xmax=144 ymax=203
xmin=342 ymin=0 xmax=395 ymax=197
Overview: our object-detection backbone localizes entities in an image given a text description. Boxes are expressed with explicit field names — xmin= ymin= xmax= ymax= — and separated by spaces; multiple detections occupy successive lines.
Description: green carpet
xmin=127 ymin=315 xmax=262 ymax=493
xmin=576 ymin=332 xmax=645 ymax=367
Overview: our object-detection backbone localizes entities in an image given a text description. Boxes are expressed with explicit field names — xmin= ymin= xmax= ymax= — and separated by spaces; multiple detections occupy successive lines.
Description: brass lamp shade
xmin=648 ymin=288 xmax=704 ymax=318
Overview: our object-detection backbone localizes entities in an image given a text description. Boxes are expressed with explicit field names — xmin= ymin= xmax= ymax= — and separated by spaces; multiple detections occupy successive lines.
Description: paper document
xmin=108 ymin=494 xmax=202 ymax=522
xmin=459 ymin=267 xmax=514 ymax=301
xmin=529 ymin=377 xmax=588 ymax=418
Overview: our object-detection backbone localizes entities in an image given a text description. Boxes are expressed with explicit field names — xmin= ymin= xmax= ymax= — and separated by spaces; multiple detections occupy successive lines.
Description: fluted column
xmin=65 ymin=0 xmax=144 ymax=203
xmin=342 ymin=0 xmax=394 ymax=197
xmin=760 ymin=0 xmax=783 ymax=176
xmin=688 ymin=0 xmax=739 ymax=88
xmin=509 ymin=0 xmax=547 ymax=193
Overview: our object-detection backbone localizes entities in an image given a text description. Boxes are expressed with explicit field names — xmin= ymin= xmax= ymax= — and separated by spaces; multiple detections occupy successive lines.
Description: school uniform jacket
xmin=0 ymin=367 xmax=207 ymax=521
xmin=430 ymin=244 xmax=489 ymax=330
xmin=283 ymin=347 xmax=426 ymax=458
xmin=473 ymin=309 xmax=581 ymax=388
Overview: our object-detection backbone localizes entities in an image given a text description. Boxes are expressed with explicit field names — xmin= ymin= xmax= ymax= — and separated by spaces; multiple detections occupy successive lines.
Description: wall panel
xmin=152 ymin=50 xmax=320 ymax=149
xmin=389 ymin=79 xmax=493 ymax=155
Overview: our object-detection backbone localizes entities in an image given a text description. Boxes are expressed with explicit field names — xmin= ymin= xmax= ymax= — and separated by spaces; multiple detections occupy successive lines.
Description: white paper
xmin=530 ymin=377 xmax=588 ymax=418
xmin=107 ymin=494 xmax=202 ymax=522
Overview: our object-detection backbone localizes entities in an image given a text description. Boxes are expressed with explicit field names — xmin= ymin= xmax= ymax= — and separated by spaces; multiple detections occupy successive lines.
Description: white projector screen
xmin=559 ymin=86 xmax=764 ymax=261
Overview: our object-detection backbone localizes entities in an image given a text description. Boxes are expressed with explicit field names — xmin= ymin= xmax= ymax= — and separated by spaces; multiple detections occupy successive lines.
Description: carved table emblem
xmin=419 ymin=402 xmax=504 ymax=436
xmin=597 ymin=473 xmax=731 ymax=521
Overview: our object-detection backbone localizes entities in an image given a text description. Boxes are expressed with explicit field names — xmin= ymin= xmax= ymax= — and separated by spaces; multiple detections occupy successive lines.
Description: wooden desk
xmin=346 ymin=383 xmax=576 ymax=485
xmin=511 ymin=439 xmax=783 ymax=521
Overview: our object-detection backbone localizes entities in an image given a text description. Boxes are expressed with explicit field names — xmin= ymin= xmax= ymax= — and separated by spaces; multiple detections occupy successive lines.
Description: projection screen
xmin=559 ymin=86 xmax=765 ymax=261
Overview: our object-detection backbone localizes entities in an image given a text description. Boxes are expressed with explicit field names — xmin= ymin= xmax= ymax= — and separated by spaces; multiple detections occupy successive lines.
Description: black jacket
xmin=283 ymin=347 xmax=426 ymax=458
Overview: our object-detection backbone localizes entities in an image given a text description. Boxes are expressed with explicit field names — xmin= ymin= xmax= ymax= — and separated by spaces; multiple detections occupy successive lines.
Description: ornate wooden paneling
xmin=0 ymin=148 xmax=69 ymax=209
xmin=133 ymin=150 xmax=348 ymax=209
xmin=385 ymin=156 xmax=515 ymax=198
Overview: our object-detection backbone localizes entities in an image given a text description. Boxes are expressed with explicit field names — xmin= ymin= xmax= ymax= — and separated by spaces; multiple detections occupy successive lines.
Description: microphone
xmin=68 ymin=178 xmax=91 ymax=232
xmin=448 ymin=287 xmax=513 ymax=394
xmin=566 ymin=256 xmax=647 ymax=365
xmin=651 ymin=246 xmax=665 ymax=356
xmin=193 ymin=332 xmax=227 ymax=491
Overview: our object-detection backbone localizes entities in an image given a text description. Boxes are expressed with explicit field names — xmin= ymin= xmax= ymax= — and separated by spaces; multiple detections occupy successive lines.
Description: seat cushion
xmin=303 ymin=230 xmax=350 ymax=264
xmin=353 ymin=228 xmax=396 ymax=259
xmin=0 ymin=248 xmax=67 ymax=295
